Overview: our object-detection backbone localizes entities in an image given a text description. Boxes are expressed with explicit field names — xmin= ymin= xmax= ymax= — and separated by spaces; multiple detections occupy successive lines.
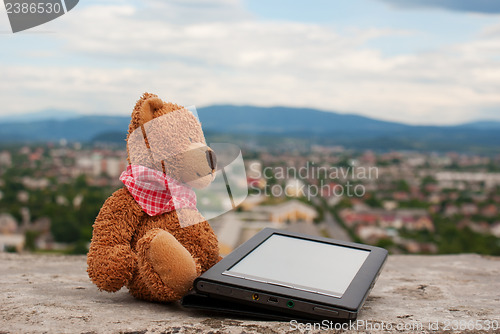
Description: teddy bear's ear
xmin=140 ymin=97 xmax=164 ymax=125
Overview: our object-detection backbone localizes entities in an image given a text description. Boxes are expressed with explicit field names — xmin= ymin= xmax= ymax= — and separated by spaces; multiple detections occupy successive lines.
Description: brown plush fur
xmin=87 ymin=92 xmax=220 ymax=302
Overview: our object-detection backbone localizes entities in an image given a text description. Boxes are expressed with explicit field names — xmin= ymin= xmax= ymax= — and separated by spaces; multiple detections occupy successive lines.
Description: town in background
xmin=0 ymin=139 xmax=500 ymax=256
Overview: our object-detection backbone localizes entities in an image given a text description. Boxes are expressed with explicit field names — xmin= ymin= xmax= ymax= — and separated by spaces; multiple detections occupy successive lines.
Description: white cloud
xmin=1 ymin=0 xmax=500 ymax=125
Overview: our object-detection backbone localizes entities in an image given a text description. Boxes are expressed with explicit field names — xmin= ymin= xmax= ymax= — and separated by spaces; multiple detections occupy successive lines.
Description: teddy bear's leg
xmin=128 ymin=228 xmax=201 ymax=302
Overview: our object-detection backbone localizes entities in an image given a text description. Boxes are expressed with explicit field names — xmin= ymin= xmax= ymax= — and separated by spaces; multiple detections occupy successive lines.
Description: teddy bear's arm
xmin=87 ymin=188 xmax=142 ymax=292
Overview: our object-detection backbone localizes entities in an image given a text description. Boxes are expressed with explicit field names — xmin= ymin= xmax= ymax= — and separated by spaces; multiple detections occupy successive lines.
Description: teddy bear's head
xmin=126 ymin=92 xmax=216 ymax=189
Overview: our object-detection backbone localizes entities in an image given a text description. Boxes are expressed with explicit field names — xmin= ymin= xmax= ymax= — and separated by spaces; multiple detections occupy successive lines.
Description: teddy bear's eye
xmin=188 ymin=136 xmax=193 ymax=143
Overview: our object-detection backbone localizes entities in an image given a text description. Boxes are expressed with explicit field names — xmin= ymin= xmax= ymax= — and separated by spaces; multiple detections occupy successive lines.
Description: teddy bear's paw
xmin=147 ymin=229 xmax=198 ymax=297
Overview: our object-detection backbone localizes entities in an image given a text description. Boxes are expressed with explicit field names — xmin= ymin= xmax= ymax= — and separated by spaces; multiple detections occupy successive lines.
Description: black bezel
xmin=195 ymin=228 xmax=388 ymax=312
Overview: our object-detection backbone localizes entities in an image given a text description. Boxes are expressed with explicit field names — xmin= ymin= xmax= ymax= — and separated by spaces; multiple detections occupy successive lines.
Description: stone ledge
xmin=1 ymin=253 xmax=499 ymax=334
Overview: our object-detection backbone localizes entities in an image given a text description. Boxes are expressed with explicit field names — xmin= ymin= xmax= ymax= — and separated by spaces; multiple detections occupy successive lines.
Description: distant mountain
xmin=0 ymin=105 xmax=499 ymax=153
xmin=196 ymin=106 xmax=500 ymax=152
xmin=197 ymin=105 xmax=412 ymax=136
xmin=0 ymin=116 xmax=129 ymax=142
xmin=0 ymin=109 xmax=80 ymax=123
xmin=456 ymin=120 xmax=500 ymax=130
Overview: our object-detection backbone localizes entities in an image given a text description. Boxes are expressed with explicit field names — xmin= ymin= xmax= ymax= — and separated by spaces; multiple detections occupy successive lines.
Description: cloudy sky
xmin=1 ymin=0 xmax=500 ymax=125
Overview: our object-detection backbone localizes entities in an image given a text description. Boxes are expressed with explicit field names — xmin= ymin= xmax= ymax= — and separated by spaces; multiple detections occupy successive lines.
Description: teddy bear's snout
xmin=206 ymin=148 xmax=216 ymax=172
xmin=185 ymin=143 xmax=217 ymax=173
xmin=177 ymin=143 xmax=218 ymax=189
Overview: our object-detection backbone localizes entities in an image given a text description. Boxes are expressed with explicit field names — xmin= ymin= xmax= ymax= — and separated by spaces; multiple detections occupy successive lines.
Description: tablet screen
xmin=223 ymin=234 xmax=370 ymax=298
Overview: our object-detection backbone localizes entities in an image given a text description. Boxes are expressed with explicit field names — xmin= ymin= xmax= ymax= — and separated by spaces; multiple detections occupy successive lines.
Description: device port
xmin=286 ymin=300 xmax=295 ymax=308
xmin=252 ymin=293 xmax=259 ymax=301
xmin=268 ymin=297 xmax=279 ymax=303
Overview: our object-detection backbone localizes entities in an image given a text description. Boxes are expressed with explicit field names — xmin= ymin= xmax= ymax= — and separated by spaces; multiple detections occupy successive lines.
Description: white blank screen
xmin=224 ymin=234 xmax=370 ymax=298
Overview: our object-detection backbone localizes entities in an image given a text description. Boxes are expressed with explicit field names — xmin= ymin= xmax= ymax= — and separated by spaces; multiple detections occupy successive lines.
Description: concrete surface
xmin=0 ymin=253 xmax=499 ymax=334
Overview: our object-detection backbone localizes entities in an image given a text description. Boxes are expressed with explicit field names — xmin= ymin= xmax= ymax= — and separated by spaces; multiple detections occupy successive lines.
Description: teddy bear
xmin=87 ymin=92 xmax=220 ymax=302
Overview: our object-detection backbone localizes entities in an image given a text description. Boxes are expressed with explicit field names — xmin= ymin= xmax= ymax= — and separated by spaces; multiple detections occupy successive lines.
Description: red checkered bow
xmin=119 ymin=165 xmax=197 ymax=216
